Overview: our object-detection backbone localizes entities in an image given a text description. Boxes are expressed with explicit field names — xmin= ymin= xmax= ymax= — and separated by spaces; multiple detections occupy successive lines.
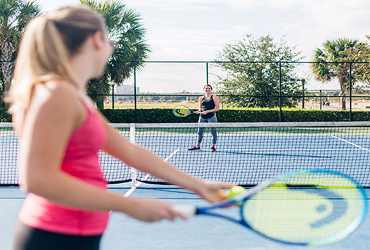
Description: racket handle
xmin=173 ymin=204 xmax=197 ymax=218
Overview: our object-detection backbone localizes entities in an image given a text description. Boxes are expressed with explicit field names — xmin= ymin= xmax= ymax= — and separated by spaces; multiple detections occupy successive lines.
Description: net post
xmin=129 ymin=123 xmax=137 ymax=182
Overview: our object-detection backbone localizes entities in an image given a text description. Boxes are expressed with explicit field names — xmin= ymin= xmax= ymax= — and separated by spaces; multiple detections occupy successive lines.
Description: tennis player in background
xmin=7 ymin=6 xmax=232 ymax=250
xmin=188 ymin=84 xmax=220 ymax=152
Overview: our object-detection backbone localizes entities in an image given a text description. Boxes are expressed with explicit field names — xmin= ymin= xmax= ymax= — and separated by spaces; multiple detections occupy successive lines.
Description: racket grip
xmin=173 ymin=204 xmax=197 ymax=218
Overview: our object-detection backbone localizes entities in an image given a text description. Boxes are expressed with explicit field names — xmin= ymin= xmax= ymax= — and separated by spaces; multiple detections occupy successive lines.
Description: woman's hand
xmin=126 ymin=199 xmax=187 ymax=222
xmin=195 ymin=181 xmax=235 ymax=203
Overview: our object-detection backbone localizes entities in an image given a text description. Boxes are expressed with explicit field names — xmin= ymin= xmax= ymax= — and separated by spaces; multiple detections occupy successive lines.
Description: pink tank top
xmin=19 ymin=101 xmax=109 ymax=235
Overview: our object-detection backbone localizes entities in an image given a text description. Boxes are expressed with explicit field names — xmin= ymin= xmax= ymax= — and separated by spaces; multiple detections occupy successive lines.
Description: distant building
xmin=306 ymin=89 xmax=340 ymax=97
xmin=115 ymin=85 xmax=140 ymax=94
xmin=115 ymin=85 xmax=140 ymax=101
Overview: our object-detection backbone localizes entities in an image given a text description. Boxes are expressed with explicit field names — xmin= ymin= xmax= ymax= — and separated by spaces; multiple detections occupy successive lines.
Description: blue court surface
xmin=2 ymin=124 xmax=370 ymax=249
xmin=1 ymin=183 xmax=370 ymax=250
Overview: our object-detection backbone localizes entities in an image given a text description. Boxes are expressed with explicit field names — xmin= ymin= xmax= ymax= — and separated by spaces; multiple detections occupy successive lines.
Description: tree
xmin=345 ymin=36 xmax=370 ymax=86
xmin=312 ymin=38 xmax=360 ymax=110
xmin=0 ymin=0 xmax=41 ymax=108
xmin=81 ymin=0 xmax=150 ymax=109
xmin=215 ymin=34 xmax=303 ymax=108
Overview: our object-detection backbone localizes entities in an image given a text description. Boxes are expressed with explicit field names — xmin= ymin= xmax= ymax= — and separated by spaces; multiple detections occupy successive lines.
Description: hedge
xmin=0 ymin=109 xmax=11 ymax=122
xmin=1 ymin=108 xmax=370 ymax=123
xmin=100 ymin=109 xmax=370 ymax=123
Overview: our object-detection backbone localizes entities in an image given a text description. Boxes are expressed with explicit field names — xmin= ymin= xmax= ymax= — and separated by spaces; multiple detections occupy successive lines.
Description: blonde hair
xmin=7 ymin=6 xmax=105 ymax=113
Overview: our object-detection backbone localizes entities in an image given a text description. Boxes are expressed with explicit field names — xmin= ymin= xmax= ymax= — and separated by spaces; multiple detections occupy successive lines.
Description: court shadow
xmin=216 ymin=150 xmax=331 ymax=158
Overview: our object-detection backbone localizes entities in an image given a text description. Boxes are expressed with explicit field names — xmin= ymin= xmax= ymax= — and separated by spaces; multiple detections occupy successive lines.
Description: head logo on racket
xmin=173 ymin=105 xmax=196 ymax=117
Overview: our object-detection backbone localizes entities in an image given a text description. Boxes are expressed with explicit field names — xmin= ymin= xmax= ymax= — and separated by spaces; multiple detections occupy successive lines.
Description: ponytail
xmin=7 ymin=6 xmax=105 ymax=114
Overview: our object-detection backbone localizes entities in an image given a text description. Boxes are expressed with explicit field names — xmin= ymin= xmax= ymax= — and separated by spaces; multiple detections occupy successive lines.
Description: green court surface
xmin=1 ymin=183 xmax=370 ymax=250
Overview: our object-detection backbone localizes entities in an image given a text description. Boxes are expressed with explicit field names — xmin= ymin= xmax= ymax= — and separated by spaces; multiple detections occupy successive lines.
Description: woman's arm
xmin=97 ymin=111 xmax=232 ymax=203
xmin=194 ymin=96 xmax=203 ymax=114
xmin=213 ymin=95 xmax=220 ymax=112
xmin=17 ymin=83 xmax=183 ymax=222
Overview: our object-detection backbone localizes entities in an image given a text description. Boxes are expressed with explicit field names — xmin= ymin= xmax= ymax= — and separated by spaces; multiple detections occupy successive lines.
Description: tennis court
xmin=1 ymin=122 xmax=370 ymax=249
xmin=1 ymin=184 xmax=370 ymax=250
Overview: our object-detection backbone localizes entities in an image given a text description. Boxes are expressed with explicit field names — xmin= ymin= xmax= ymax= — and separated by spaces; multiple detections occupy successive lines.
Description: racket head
xmin=240 ymin=169 xmax=367 ymax=246
xmin=173 ymin=105 xmax=192 ymax=117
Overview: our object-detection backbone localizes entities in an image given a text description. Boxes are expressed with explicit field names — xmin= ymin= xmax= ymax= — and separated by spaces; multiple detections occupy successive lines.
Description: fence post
xmin=302 ymin=79 xmax=305 ymax=109
xmin=279 ymin=62 xmax=282 ymax=122
xmin=134 ymin=62 xmax=137 ymax=123
xmin=112 ymin=83 xmax=115 ymax=109
xmin=206 ymin=62 xmax=209 ymax=84
xmin=349 ymin=62 xmax=352 ymax=121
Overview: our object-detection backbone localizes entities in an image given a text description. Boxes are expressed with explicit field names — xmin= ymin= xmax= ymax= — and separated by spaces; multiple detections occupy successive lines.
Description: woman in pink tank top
xmin=6 ymin=6 xmax=233 ymax=250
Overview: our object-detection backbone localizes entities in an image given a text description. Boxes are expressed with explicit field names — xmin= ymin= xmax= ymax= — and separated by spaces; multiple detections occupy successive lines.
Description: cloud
xmin=303 ymin=1 xmax=369 ymax=58
xmin=125 ymin=0 xmax=220 ymax=10
xmin=222 ymin=0 xmax=256 ymax=10
xmin=35 ymin=0 xmax=370 ymax=92
xmin=37 ymin=0 xmax=79 ymax=12
xmin=305 ymin=1 xmax=370 ymax=39
xmin=147 ymin=26 xmax=251 ymax=60
xmin=125 ymin=0 xmax=261 ymax=10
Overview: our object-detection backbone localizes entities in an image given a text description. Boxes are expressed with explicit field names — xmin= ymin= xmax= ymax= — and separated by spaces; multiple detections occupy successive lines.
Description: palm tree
xmin=312 ymin=38 xmax=359 ymax=110
xmin=80 ymin=0 xmax=150 ymax=109
xmin=0 ymin=0 xmax=41 ymax=108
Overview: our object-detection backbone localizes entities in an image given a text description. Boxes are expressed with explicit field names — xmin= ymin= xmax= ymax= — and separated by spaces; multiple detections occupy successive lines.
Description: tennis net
xmin=1 ymin=122 xmax=370 ymax=186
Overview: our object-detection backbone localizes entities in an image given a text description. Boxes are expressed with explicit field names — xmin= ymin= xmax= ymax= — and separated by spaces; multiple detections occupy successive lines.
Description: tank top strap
xmin=203 ymin=94 xmax=213 ymax=100
xmin=78 ymin=94 xmax=96 ymax=114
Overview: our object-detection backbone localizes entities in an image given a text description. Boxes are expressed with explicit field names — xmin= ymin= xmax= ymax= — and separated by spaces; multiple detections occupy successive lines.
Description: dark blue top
xmin=201 ymin=95 xmax=216 ymax=119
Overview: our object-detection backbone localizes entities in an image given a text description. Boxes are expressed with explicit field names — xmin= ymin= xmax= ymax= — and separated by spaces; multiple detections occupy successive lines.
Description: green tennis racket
xmin=173 ymin=105 xmax=200 ymax=117
xmin=174 ymin=169 xmax=367 ymax=246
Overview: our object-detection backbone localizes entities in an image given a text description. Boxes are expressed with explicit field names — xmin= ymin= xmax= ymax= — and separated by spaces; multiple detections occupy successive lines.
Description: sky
xmin=36 ymin=0 xmax=370 ymax=93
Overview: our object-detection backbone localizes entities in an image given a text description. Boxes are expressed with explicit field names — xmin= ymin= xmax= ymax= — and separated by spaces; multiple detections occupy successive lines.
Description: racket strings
xmin=173 ymin=106 xmax=192 ymax=117
xmin=241 ymin=171 xmax=366 ymax=245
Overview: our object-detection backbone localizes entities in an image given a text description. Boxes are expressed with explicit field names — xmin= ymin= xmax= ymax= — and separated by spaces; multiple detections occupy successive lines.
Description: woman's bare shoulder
xmin=32 ymin=81 xmax=79 ymax=106
xmin=14 ymin=81 xmax=83 ymax=135
xmin=28 ymin=81 xmax=83 ymax=122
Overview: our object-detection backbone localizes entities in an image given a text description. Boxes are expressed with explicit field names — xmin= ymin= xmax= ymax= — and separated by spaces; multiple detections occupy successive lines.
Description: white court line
xmin=109 ymin=149 xmax=179 ymax=214
xmin=331 ymin=135 xmax=370 ymax=153
xmin=124 ymin=149 xmax=179 ymax=197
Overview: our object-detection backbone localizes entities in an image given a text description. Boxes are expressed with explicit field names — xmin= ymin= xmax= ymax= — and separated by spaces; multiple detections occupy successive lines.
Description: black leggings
xmin=13 ymin=221 xmax=102 ymax=250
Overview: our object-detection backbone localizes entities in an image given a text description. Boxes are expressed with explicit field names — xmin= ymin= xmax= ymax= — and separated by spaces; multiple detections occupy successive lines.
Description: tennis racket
xmin=173 ymin=105 xmax=200 ymax=117
xmin=174 ymin=169 xmax=367 ymax=246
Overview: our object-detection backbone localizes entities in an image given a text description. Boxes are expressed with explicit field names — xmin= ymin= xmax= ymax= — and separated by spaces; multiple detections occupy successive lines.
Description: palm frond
xmin=81 ymin=0 xmax=150 ymax=108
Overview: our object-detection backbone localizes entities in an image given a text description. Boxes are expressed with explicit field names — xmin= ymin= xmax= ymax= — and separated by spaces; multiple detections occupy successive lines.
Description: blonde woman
xmin=188 ymin=84 xmax=220 ymax=152
xmin=7 ymin=7 xmax=232 ymax=250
